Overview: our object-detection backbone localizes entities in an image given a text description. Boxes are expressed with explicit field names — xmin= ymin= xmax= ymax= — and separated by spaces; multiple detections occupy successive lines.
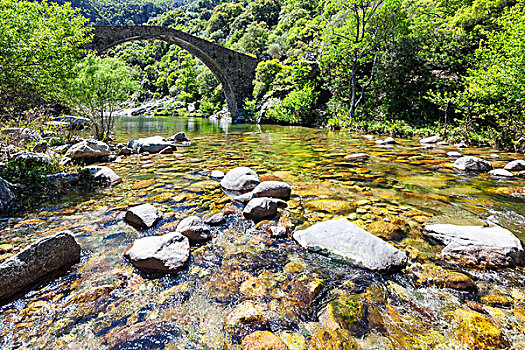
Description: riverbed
xmin=1 ymin=116 xmax=525 ymax=349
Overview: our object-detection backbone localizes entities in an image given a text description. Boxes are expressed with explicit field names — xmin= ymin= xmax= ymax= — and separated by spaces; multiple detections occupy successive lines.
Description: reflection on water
xmin=1 ymin=115 xmax=525 ymax=349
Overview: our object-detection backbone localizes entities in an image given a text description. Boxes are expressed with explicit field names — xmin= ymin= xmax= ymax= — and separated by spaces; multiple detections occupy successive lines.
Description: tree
xmin=455 ymin=0 xmax=525 ymax=150
xmin=320 ymin=0 xmax=403 ymax=121
xmin=65 ymin=55 xmax=139 ymax=141
xmin=0 ymin=0 xmax=90 ymax=123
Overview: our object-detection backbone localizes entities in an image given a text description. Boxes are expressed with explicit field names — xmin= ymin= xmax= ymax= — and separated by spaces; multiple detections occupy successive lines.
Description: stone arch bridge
xmin=86 ymin=25 xmax=258 ymax=121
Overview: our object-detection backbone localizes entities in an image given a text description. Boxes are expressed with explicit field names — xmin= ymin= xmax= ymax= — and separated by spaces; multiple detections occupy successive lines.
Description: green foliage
xmin=64 ymin=55 xmax=140 ymax=141
xmin=268 ymin=85 xmax=319 ymax=125
xmin=454 ymin=0 xmax=525 ymax=150
xmin=0 ymin=0 xmax=90 ymax=122
xmin=0 ymin=156 xmax=61 ymax=193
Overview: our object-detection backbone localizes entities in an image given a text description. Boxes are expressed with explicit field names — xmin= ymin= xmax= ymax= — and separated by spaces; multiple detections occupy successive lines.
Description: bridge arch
xmin=86 ymin=26 xmax=258 ymax=121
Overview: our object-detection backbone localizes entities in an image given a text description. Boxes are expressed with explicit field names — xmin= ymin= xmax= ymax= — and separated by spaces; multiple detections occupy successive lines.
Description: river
xmin=1 ymin=115 xmax=525 ymax=349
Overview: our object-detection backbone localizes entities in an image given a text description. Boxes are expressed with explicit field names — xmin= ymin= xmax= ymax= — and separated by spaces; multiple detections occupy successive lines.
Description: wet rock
xmin=118 ymin=147 xmax=132 ymax=156
xmin=80 ymin=166 xmax=121 ymax=186
xmin=504 ymin=159 xmax=525 ymax=171
xmin=226 ymin=300 xmax=268 ymax=327
xmin=204 ymin=212 xmax=225 ymax=226
xmin=103 ymin=319 xmax=174 ymax=348
xmin=0 ymin=177 xmax=18 ymax=215
xmin=447 ymin=151 xmax=462 ymax=158
xmin=251 ymin=181 xmax=292 ymax=200
xmin=176 ymin=216 xmax=211 ymax=241
xmin=424 ymin=224 xmax=525 ymax=267
xmin=210 ymin=170 xmax=225 ymax=178
xmin=125 ymin=203 xmax=162 ymax=229
xmin=420 ymin=135 xmax=439 ymax=144
xmin=448 ymin=308 xmax=508 ymax=349
xmin=221 ymin=166 xmax=260 ymax=192
xmin=243 ymin=197 xmax=287 ymax=221
xmin=367 ymin=217 xmax=410 ymax=241
xmin=489 ymin=169 xmax=514 ymax=177
xmin=480 ymin=294 xmax=513 ymax=307
xmin=455 ymin=141 xmax=468 ymax=148
xmin=124 ymin=232 xmax=189 ymax=273
xmin=282 ymin=276 xmax=324 ymax=309
xmin=260 ymin=174 xmax=284 ymax=182
xmin=437 ymin=141 xmax=449 ymax=146
xmin=167 ymin=132 xmax=190 ymax=142
xmin=344 ymin=153 xmax=369 ymax=161
xmin=453 ymin=156 xmax=492 ymax=172
xmin=519 ymin=170 xmax=525 ymax=178
xmin=376 ymin=137 xmax=396 ymax=145
xmin=234 ymin=192 xmax=255 ymax=204
xmin=47 ymin=173 xmax=79 ymax=186
xmin=0 ymin=231 xmax=81 ymax=301
xmin=129 ymin=136 xmax=174 ymax=154
xmin=408 ymin=263 xmax=477 ymax=291
xmin=241 ymin=331 xmax=288 ymax=350
xmin=309 ymin=328 xmax=360 ymax=350
xmin=65 ymin=139 xmax=111 ymax=160
xmin=294 ymin=219 xmax=407 ymax=272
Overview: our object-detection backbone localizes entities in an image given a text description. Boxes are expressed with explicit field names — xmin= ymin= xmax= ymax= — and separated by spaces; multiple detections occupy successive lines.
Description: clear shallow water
xmin=1 ymin=116 xmax=525 ymax=349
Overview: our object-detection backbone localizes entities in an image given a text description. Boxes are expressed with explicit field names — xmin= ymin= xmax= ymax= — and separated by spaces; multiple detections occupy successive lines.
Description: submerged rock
xmin=243 ymin=197 xmax=287 ymax=221
xmin=125 ymin=204 xmax=162 ymax=229
xmin=80 ymin=166 xmax=121 ymax=186
xmin=448 ymin=308 xmax=509 ymax=349
xmin=226 ymin=300 xmax=268 ymax=327
xmin=221 ymin=166 xmax=260 ymax=192
xmin=65 ymin=139 xmax=111 ymax=160
xmin=504 ymin=159 xmax=525 ymax=171
xmin=424 ymin=224 xmax=525 ymax=267
xmin=176 ymin=216 xmax=211 ymax=241
xmin=129 ymin=136 xmax=174 ymax=154
xmin=241 ymin=331 xmax=288 ymax=350
xmin=0 ymin=231 xmax=81 ymax=301
xmin=251 ymin=181 xmax=292 ymax=200
xmin=0 ymin=177 xmax=18 ymax=215
xmin=453 ymin=156 xmax=492 ymax=172
xmin=293 ymin=218 xmax=407 ymax=272
xmin=124 ymin=232 xmax=189 ymax=273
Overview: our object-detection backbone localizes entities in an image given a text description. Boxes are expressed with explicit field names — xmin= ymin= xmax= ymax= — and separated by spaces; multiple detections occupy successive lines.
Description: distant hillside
xmin=51 ymin=0 xmax=193 ymax=24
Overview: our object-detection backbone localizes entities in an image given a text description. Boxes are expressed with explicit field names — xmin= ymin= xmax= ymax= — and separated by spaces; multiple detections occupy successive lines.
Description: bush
xmin=267 ymin=85 xmax=319 ymax=125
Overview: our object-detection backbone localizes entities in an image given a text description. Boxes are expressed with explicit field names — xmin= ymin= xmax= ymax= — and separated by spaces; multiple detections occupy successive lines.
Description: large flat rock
xmin=293 ymin=218 xmax=407 ymax=272
xmin=129 ymin=136 xmax=174 ymax=154
xmin=0 ymin=231 xmax=81 ymax=301
xmin=66 ymin=139 xmax=111 ymax=159
xmin=425 ymin=224 xmax=525 ymax=267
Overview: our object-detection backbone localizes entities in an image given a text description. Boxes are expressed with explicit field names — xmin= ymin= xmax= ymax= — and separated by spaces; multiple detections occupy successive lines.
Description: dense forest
xmin=1 ymin=0 xmax=525 ymax=151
